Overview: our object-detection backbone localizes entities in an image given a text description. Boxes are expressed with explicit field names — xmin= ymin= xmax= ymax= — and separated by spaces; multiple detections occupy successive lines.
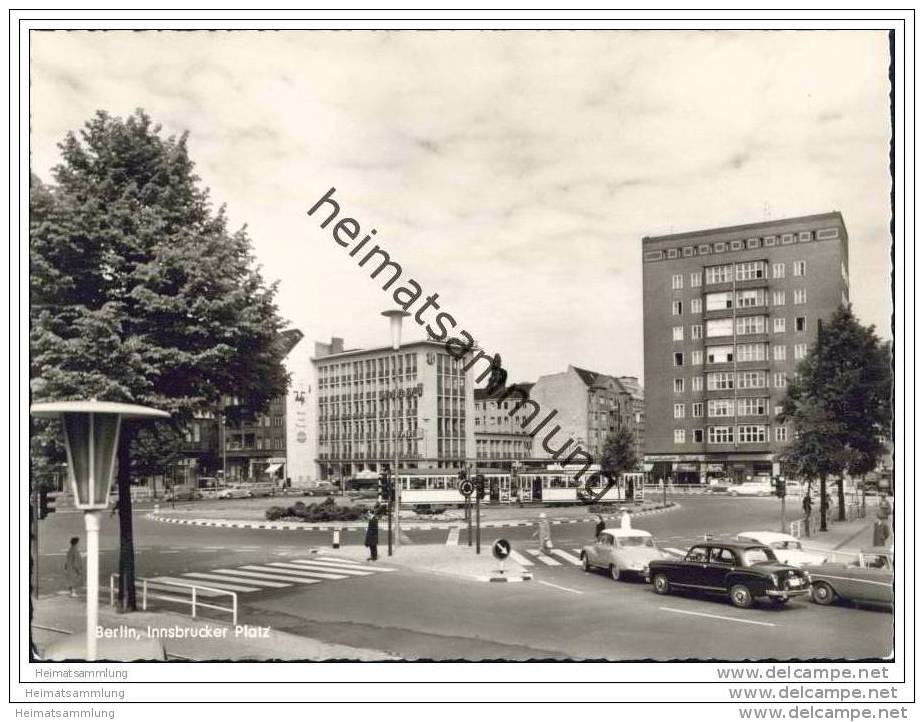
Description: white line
xmin=222 ymin=569 xmax=320 ymax=585
xmin=549 ymin=548 xmax=582 ymax=565
xmin=526 ymin=549 xmax=562 ymax=566
xmin=183 ymin=572 xmax=291 ymax=589
xmin=508 ymin=550 xmax=533 ymax=567
xmin=285 ymin=561 xmax=373 ymax=576
xmin=537 ymin=580 xmax=584 ymax=595
xmin=290 ymin=558 xmax=392 ymax=573
xmin=264 ymin=563 xmax=348 ymax=580
xmin=659 ymin=607 xmax=777 ymax=627
xmin=446 ymin=527 xmax=460 ymax=545
xmin=170 ymin=576 xmax=262 ymax=593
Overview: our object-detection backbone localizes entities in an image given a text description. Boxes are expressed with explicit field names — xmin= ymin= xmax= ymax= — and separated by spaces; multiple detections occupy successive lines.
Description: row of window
xmin=672 ymin=289 xmax=807 ymax=316
xmin=671 ymin=261 xmax=808 ymax=290
xmin=671 ymin=343 xmax=807 ymax=366
xmin=673 ymin=371 xmax=789 ymax=392
xmin=646 ymin=229 xmax=834 ymax=264
xmin=675 ymin=316 xmax=809 ymax=343
xmin=673 ymin=425 xmax=788 ymax=444
xmin=673 ymin=398 xmax=783 ymax=418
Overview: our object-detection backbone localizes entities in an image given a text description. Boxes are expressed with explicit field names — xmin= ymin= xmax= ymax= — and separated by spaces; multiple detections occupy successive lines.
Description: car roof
xmin=737 ymin=531 xmax=797 ymax=542
xmin=601 ymin=528 xmax=652 ymax=537
xmin=689 ymin=540 xmax=768 ymax=550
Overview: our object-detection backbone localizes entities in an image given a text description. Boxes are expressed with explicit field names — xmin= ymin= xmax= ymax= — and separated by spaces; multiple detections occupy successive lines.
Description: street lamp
xmin=381 ymin=309 xmax=410 ymax=554
xmin=30 ymin=400 xmax=169 ymax=661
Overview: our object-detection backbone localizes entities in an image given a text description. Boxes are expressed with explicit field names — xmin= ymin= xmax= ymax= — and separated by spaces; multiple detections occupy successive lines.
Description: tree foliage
xmin=599 ymin=426 xmax=639 ymax=480
xmin=778 ymin=305 xmax=892 ymax=526
xmin=30 ymin=109 xmax=289 ymax=606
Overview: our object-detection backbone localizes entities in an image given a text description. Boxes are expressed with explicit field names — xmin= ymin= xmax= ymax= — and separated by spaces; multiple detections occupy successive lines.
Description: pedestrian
xmin=802 ymin=493 xmax=813 ymax=538
xmin=877 ymin=493 xmax=892 ymax=520
xmin=514 ymin=488 xmax=522 ymax=508
xmin=594 ymin=514 xmax=606 ymax=540
xmin=64 ymin=536 xmax=83 ymax=597
xmin=364 ymin=510 xmax=379 ymax=561
xmin=619 ymin=506 xmax=631 ymax=531
xmin=872 ymin=518 xmax=892 ymax=547
xmin=532 ymin=512 xmax=552 ymax=552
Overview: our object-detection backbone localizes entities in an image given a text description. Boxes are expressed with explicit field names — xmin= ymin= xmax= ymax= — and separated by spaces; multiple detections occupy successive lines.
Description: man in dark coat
xmin=364 ymin=510 xmax=379 ymax=561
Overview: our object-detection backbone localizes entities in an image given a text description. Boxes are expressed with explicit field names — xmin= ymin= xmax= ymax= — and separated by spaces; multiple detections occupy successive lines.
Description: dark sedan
xmin=647 ymin=541 xmax=811 ymax=609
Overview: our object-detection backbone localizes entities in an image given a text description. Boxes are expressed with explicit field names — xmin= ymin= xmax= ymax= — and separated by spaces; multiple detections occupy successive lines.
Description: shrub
xmin=265 ymin=506 xmax=288 ymax=521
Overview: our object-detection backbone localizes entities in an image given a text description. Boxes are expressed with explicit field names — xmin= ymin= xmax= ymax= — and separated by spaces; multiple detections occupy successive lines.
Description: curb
xmin=144 ymin=503 xmax=679 ymax=533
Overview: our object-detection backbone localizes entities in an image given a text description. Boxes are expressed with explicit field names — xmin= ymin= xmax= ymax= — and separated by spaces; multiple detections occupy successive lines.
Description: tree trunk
xmin=836 ymin=475 xmax=846 ymax=521
xmin=819 ymin=478 xmax=828 ymax=532
xmin=117 ymin=424 xmax=137 ymax=611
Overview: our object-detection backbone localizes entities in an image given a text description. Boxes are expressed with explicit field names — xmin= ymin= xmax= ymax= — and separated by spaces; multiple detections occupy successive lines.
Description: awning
xmin=264 ymin=463 xmax=283 ymax=475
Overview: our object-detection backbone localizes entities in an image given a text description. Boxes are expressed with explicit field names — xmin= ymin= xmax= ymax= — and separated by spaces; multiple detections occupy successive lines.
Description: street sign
xmin=459 ymin=479 xmax=474 ymax=497
xmin=492 ymin=538 xmax=511 ymax=561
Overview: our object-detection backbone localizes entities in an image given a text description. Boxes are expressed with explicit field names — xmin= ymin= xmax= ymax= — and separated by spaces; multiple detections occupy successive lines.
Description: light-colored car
xmin=803 ymin=547 xmax=893 ymax=608
xmin=580 ymin=528 xmax=671 ymax=581
xmin=728 ymin=481 xmax=773 ymax=497
xmin=218 ymin=484 xmax=255 ymax=499
xmin=735 ymin=531 xmax=828 ymax=566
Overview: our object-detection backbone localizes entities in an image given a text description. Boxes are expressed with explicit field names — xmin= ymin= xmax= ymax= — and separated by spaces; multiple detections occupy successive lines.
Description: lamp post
xmin=30 ymin=401 xmax=169 ymax=661
xmin=382 ymin=310 xmax=410 ymax=552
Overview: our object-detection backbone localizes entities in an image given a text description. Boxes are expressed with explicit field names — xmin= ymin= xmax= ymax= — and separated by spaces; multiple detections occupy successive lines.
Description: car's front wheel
xmin=609 ymin=565 xmax=621 ymax=582
xmin=581 ymin=553 xmax=591 ymax=572
xmin=652 ymin=573 xmax=670 ymax=595
xmin=811 ymin=581 xmax=836 ymax=606
xmin=729 ymin=584 xmax=754 ymax=609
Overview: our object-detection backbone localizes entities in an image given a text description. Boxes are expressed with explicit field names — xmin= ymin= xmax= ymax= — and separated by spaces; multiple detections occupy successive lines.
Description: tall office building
xmin=642 ymin=212 xmax=849 ymax=484
xmin=311 ymin=338 xmax=477 ymax=481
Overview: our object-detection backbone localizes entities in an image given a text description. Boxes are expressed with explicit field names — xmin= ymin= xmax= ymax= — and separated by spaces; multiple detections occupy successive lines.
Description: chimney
xmin=330 ymin=337 xmax=344 ymax=354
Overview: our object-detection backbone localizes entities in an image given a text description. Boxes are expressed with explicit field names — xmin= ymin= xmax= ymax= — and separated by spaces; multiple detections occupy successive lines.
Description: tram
xmin=396 ymin=468 xmax=644 ymax=506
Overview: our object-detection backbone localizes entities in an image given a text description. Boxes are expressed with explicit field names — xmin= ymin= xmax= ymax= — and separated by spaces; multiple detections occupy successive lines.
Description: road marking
xmin=290 ymin=559 xmax=392 ymax=573
xmin=263 ymin=563 xmax=348 ymax=580
xmin=526 ymin=549 xmax=562 ymax=566
xmin=220 ymin=569 xmax=320 ymax=585
xmin=285 ymin=561 xmax=373 ymax=576
xmin=446 ymin=527 xmax=460 ymax=545
xmin=537 ymin=580 xmax=584 ymax=594
xmin=144 ymin=581 xmax=235 ymax=598
xmin=148 ymin=576 xmax=260 ymax=594
xmin=183 ymin=572 xmax=291 ymax=589
xmin=659 ymin=607 xmax=777 ymax=627
xmin=549 ymin=549 xmax=582 ymax=565
xmin=508 ymin=550 xmax=533 ymax=567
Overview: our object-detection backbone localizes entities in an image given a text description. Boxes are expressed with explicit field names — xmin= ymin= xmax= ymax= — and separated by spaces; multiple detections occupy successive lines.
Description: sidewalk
xmin=147 ymin=499 xmax=676 ymax=532
xmin=31 ymin=594 xmax=397 ymax=662
xmin=798 ymin=515 xmax=879 ymax=555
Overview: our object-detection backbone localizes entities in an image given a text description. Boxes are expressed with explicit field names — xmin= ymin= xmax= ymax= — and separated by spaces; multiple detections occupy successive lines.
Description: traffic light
xmin=774 ymin=476 xmax=786 ymax=499
xmin=475 ymin=474 xmax=487 ymax=501
xmin=38 ymin=488 xmax=55 ymax=519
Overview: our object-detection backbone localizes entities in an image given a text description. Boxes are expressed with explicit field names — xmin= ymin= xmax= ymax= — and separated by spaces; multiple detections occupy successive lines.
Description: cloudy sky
xmin=30 ymin=30 xmax=893 ymax=385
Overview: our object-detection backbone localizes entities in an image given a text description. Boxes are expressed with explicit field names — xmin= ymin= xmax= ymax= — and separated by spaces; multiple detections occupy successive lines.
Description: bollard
xmin=332 ymin=529 xmax=341 ymax=549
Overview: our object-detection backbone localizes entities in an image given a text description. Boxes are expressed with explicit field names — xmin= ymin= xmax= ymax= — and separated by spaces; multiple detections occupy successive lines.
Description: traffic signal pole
xmin=475 ymin=487 xmax=481 ymax=554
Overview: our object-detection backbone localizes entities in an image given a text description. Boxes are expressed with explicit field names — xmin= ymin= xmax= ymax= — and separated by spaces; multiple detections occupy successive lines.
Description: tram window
xmin=410 ymin=478 xmax=427 ymax=490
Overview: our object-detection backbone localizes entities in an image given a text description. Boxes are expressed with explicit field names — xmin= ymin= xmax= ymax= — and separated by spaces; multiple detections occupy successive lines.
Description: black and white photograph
xmin=13 ymin=7 xmax=912 ymax=717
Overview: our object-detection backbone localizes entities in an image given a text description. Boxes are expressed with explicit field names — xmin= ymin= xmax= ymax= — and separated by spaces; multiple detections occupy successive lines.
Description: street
xmin=34 ymin=496 xmax=893 ymax=661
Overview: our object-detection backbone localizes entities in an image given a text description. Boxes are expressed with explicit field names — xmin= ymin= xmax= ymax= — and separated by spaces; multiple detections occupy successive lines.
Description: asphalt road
xmin=34 ymin=497 xmax=893 ymax=660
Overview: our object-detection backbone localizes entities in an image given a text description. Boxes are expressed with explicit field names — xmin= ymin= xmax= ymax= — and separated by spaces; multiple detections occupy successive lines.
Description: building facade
xmin=311 ymin=338 xmax=477 ymax=480
xmin=474 ymin=383 xmax=535 ymax=464
xmin=528 ymin=365 xmax=638 ymax=463
xmin=617 ymin=375 xmax=646 ymax=459
xmin=641 ymin=212 xmax=850 ymax=484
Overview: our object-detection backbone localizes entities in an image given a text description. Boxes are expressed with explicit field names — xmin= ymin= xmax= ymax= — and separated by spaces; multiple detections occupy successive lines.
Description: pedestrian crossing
xmin=146 ymin=556 xmax=395 ymax=595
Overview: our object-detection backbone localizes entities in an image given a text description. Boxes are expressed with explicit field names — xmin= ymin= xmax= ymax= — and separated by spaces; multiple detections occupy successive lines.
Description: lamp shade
xmin=31 ymin=401 xmax=170 ymax=510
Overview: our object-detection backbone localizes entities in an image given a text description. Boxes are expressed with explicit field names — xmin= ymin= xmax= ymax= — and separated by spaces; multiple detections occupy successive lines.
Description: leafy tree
xmin=600 ymin=426 xmax=639 ymax=482
xmin=778 ymin=306 xmax=892 ymax=526
xmin=30 ymin=110 xmax=288 ymax=609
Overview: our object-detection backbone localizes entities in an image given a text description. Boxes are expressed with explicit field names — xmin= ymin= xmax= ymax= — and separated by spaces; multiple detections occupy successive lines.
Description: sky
xmin=30 ymin=30 xmax=893 ymax=386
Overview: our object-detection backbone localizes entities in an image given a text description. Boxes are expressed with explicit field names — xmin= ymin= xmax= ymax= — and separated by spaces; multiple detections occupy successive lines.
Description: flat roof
xmin=312 ymin=338 xmax=480 ymax=362
xmin=642 ymin=211 xmax=846 ymax=245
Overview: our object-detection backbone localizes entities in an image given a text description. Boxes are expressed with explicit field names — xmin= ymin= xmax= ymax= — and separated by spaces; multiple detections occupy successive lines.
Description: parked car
xmin=165 ymin=485 xmax=202 ymax=501
xmin=647 ymin=541 xmax=810 ymax=608
xmin=728 ymin=481 xmax=773 ymax=497
xmin=735 ymin=531 xmax=828 ymax=567
xmin=580 ymin=528 xmax=672 ymax=581
xmin=803 ymin=547 xmax=894 ymax=608
xmin=218 ymin=484 xmax=255 ymax=499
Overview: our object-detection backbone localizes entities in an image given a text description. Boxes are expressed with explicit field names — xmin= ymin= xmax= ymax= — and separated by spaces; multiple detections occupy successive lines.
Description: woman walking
xmin=64 ymin=536 xmax=83 ymax=597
